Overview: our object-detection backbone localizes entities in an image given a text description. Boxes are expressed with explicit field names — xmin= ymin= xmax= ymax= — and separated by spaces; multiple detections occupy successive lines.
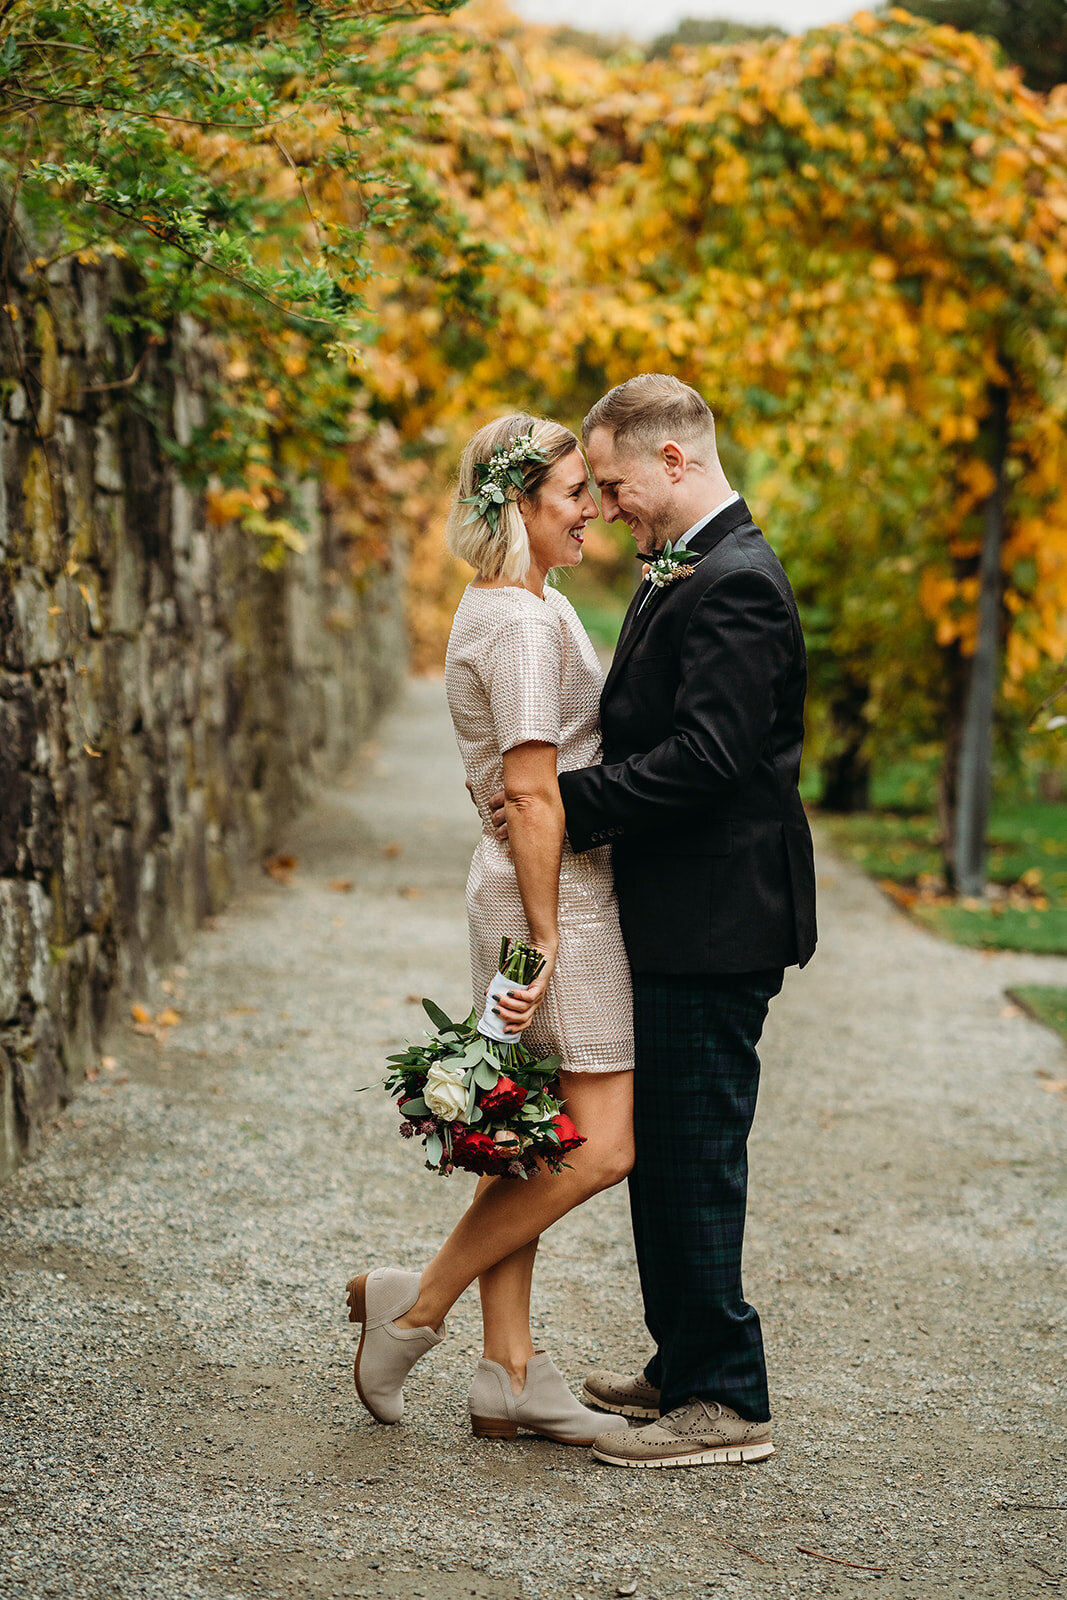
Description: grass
xmin=1007 ymin=986 xmax=1067 ymax=1048
xmin=820 ymin=799 xmax=1067 ymax=955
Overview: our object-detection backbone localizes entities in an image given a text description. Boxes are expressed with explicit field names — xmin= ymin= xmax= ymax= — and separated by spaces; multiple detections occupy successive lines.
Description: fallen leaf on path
xmin=85 ymin=1066 xmax=99 ymax=1082
xmin=405 ymin=995 xmax=421 ymax=1004
xmin=227 ymin=1006 xmax=258 ymax=1017
xmin=1038 ymin=1080 xmax=1067 ymax=1096
xmin=157 ymin=1007 xmax=181 ymax=1028
xmin=130 ymin=1002 xmax=151 ymax=1025
xmin=328 ymin=879 xmax=354 ymax=892
xmin=398 ymin=885 xmax=422 ymax=899
xmin=101 ymin=1056 xmax=117 ymax=1072
xmin=878 ymin=879 xmax=919 ymax=910
xmin=263 ymin=853 xmax=297 ymax=884
xmin=382 ymin=842 xmax=401 ymax=859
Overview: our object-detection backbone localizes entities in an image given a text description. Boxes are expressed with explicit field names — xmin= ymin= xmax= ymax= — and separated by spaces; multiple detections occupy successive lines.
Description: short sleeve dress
xmin=444 ymin=583 xmax=634 ymax=1074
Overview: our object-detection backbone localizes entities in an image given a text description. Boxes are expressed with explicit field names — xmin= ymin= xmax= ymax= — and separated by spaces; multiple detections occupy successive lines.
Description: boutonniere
xmin=645 ymin=541 xmax=701 ymax=590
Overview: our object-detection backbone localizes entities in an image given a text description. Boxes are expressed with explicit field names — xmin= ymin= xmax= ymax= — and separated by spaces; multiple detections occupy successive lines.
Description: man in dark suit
xmin=562 ymin=374 xmax=816 ymax=1468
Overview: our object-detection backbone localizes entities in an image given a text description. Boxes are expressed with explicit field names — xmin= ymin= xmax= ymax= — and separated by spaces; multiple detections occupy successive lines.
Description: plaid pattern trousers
xmin=630 ymin=968 xmax=783 ymax=1422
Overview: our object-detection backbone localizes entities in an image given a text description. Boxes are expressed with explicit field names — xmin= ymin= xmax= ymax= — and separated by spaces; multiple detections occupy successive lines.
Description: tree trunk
xmin=952 ymin=384 xmax=1009 ymax=898
xmin=820 ymin=679 xmax=871 ymax=813
xmin=939 ymin=642 xmax=966 ymax=890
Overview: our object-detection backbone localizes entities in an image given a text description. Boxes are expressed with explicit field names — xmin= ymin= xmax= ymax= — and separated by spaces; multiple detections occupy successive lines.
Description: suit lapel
xmin=602 ymin=498 xmax=754 ymax=697
xmin=603 ymin=580 xmax=650 ymax=696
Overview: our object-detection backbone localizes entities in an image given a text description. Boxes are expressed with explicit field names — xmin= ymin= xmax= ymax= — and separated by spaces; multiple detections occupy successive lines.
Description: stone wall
xmin=0 ymin=257 xmax=406 ymax=1178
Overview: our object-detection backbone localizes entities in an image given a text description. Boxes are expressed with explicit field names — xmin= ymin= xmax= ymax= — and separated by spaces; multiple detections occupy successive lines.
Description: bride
xmin=346 ymin=414 xmax=635 ymax=1447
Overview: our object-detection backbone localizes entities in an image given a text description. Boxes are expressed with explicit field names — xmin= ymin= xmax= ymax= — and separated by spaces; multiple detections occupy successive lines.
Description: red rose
xmin=451 ymin=1127 xmax=506 ymax=1175
xmin=478 ymin=1075 xmax=527 ymax=1117
xmin=550 ymin=1112 xmax=584 ymax=1155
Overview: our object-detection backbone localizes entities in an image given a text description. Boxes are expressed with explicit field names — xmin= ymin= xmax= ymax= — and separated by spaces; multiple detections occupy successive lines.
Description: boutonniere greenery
xmin=645 ymin=540 xmax=701 ymax=590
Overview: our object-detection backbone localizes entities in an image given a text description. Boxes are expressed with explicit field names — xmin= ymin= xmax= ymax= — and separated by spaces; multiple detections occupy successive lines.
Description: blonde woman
xmin=346 ymin=414 xmax=635 ymax=1447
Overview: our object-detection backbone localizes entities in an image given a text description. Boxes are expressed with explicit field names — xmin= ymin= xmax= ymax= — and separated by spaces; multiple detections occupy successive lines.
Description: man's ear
xmin=661 ymin=440 xmax=686 ymax=480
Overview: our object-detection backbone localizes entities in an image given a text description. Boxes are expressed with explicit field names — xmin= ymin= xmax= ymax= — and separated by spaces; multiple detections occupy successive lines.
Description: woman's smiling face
xmin=521 ymin=448 xmax=599 ymax=581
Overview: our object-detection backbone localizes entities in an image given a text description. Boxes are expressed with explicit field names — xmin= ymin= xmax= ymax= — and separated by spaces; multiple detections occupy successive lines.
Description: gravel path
xmin=1 ymin=676 xmax=1065 ymax=1600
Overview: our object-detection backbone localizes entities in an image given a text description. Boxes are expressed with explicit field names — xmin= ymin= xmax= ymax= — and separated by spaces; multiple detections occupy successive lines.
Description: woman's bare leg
xmin=478 ymin=1221 xmax=539 ymax=1394
xmin=397 ymin=1069 xmax=633 ymax=1332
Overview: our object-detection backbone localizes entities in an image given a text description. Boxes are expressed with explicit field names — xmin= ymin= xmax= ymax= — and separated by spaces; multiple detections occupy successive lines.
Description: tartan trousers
xmin=630 ymin=968 xmax=783 ymax=1422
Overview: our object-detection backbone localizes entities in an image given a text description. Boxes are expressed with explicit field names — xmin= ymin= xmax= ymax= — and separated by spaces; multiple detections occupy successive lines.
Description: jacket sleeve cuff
xmin=558 ymin=767 xmax=627 ymax=854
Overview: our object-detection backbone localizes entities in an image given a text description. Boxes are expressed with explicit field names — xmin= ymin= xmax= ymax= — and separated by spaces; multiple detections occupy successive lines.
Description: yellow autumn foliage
xmin=167 ymin=1 xmax=1066 ymax=762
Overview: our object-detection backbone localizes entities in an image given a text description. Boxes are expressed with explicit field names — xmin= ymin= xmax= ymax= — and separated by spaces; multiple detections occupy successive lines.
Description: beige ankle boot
xmin=468 ymin=1354 xmax=631 ymax=1446
xmin=346 ymin=1268 xmax=445 ymax=1424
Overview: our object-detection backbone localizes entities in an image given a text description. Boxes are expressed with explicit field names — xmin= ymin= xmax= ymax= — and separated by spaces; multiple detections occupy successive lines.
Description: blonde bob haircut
xmin=447 ymin=413 xmax=580 ymax=583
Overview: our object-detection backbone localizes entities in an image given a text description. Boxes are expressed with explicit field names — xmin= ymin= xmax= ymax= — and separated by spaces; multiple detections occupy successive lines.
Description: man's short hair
xmin=582 ymin=374 xmax=716 ymax=462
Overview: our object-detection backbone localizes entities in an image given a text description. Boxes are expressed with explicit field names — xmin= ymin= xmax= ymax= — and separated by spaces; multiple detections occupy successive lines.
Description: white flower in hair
xmin=460 ymin=428 xmax=549 ymax=534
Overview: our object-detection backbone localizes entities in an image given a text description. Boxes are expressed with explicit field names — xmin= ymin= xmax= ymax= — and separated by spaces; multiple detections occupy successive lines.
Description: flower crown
xmin=460 ymin=428 xmax=549 ymax=535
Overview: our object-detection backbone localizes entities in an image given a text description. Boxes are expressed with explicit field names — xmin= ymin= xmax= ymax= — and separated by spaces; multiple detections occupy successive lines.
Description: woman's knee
xmin=578 ymin=1136 xmax=634 ymax=1195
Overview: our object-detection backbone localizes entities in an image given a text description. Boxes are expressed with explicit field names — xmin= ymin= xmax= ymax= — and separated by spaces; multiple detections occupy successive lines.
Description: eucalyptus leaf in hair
xmin=460 ymin=429 xmax=549 ymax=535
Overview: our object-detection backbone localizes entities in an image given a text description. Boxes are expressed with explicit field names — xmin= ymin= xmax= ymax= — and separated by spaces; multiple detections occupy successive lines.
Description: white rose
xmin=423 ymin=1061 xmax=469 ymax=1122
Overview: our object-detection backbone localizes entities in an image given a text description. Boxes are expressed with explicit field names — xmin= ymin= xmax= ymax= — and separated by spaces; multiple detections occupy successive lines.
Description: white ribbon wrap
xmin=477 ymin=971 xmax=524 ymax=1044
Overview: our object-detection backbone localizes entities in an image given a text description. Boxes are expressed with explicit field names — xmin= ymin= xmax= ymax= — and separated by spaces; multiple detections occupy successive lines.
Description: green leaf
xmin=422 ymin=998 xmax=457 ymax=1033
xmin=399 ymin=1096 xmax=428 ymax=1117
xmin=425 ymin=1132 xmax=443 ymax=1166
xmin=473 ymin=1060 xmax=500 ymax=1090
xmin=525 ymin=1054 xmax=562 ymax=1077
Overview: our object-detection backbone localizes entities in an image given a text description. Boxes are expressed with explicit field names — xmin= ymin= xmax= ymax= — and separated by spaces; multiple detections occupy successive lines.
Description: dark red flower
xmin=450 ymin=1127 xmax=507 ymax=1175
xmin=478 ymin=1075 xmax=527 ymax=1117
xmin=550 ymin=1112 xmax=584 ymax=1155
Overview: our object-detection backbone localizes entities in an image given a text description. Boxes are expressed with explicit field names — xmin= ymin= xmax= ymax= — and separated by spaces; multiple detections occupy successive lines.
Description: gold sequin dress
xmin=445 ymin=584 xmax=634 ymax=1075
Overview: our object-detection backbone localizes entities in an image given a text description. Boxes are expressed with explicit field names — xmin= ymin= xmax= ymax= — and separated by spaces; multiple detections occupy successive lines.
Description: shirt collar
xmin=673 ymin=490 xmax=740 ymax=553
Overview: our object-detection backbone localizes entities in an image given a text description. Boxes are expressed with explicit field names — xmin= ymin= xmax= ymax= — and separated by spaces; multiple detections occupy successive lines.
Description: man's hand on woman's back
xmin=488 ymin=788 xmax=508 ymax=843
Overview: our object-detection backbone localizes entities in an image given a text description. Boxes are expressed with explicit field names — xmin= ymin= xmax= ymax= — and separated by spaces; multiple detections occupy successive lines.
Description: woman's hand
xmin=491 ymin=943 xmax=558 ymax=1034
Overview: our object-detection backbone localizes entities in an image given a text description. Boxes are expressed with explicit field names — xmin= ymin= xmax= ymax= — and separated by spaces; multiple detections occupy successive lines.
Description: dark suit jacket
xmin=558 ymin=497 xmax=817 ymax=975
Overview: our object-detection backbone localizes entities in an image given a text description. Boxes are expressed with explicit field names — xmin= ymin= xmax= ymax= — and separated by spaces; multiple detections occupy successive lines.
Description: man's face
xmin=585 ymin=426 xmax=681 ymax=559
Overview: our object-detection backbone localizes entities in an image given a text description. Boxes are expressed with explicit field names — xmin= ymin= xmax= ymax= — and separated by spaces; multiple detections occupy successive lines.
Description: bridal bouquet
xmin=383 ymin=938 xmax=584 ymax=1179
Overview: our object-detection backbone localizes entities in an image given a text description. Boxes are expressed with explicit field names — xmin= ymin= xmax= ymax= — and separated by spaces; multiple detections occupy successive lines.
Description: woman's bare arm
xmin=493 ymin=739 xmax=564 ymax=1032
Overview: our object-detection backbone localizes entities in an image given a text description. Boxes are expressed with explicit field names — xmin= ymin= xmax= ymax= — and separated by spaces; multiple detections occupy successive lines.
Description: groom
xmin=500 ymin=374 xmax=816 ymax=1467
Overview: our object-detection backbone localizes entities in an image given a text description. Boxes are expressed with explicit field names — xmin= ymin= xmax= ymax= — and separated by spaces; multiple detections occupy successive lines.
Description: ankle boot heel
xmin=346 ymin=1274 xmax=368 ymax=1324
xmin=471 ymin=1415 xmax=518 ymax=1441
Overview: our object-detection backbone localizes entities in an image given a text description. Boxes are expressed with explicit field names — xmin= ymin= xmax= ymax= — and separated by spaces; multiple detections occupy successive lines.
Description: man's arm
xmin=559 ymin=568 xmax=795 ymax=853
